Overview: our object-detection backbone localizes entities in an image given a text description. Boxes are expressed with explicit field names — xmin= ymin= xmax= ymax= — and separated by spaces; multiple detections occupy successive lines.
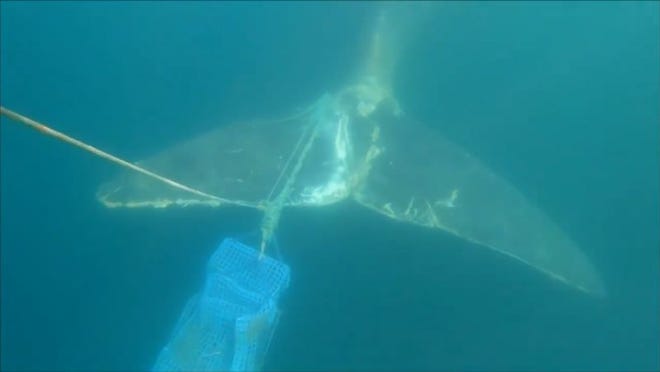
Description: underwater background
xmin=1 ymin=1 xmax=658 ymax=371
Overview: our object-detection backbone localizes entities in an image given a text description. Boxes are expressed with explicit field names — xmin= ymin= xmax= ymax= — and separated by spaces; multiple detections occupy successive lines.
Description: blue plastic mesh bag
xmin=153 ymin=238 xmax=290 ymax=372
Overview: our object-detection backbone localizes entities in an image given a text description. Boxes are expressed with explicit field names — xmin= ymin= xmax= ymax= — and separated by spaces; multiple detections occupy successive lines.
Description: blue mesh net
xmin=152 ymin=238 xmax=291 ymax=372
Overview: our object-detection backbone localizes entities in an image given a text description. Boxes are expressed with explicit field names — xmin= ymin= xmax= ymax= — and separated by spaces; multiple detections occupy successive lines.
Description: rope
xmin=265 ymin=123 xmax=310 ymax=202
xmin=0 ymin=106 xmax=223 ymax=202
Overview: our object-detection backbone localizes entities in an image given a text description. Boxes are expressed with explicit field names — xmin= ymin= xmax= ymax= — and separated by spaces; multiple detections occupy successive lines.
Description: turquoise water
xmin=1 ymin=2 xmax=658 ymax=371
